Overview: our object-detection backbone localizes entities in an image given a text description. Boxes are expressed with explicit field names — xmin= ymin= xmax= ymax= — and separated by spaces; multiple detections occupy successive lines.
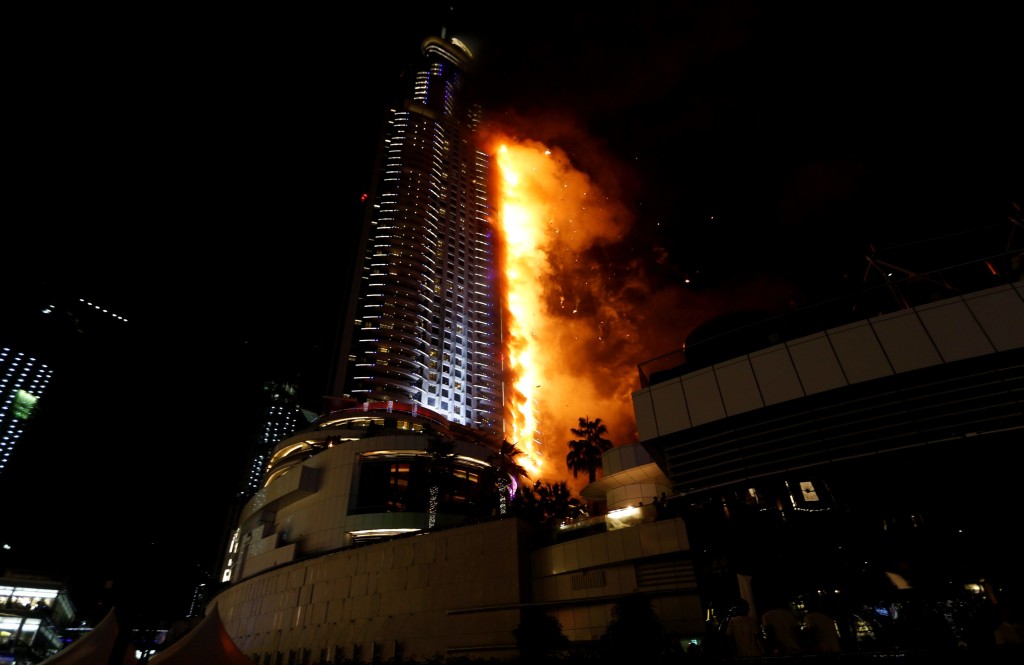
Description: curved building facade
xmin=211 ymin=404 xmax=704 ymax=662
xmin=220 ymin=402 xmax=505 ymax=586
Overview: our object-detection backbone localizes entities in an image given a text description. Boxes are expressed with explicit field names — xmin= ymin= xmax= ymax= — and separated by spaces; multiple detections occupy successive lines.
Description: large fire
xmin=483 ymin=114 xmax=802 ymax=495
xmin=492 ymin=136 xmax=640 ymax=490
xmin=488 ymin=127 xmax=798 ymax=496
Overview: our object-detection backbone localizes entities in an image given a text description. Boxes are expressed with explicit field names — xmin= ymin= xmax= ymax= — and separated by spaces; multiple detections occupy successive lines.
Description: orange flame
xmin=495 ymin=143 xmax=546 ymax=478
xmin=492 ymin=135 xmax=641 ymax=489
xmin=486 ymin=125 xmax=802 ymax=495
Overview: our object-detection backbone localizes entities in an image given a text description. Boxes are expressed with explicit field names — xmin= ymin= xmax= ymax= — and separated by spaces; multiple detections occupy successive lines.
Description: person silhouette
xmin=993 ymin=605 xmax=1024 ymax=649
xmin=761 ymin=601 xmax=804 ymax=656
xmin=803 ymin=600 xmax=841 ymax=654
xmin=725 ymin=598 xmax=765 ymax=658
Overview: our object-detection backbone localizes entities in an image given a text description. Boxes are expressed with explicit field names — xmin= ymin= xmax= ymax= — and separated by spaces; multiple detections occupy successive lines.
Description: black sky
xmin=2 ymin=1 xmax=1021 ymax=625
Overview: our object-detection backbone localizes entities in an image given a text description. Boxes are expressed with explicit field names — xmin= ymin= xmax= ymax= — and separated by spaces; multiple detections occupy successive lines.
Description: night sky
xmin=2 ymin=2 xmax=1021 ymax=626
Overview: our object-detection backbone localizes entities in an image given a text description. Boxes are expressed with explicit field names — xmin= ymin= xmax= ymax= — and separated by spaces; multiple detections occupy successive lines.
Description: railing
xmin=638 ymin=245 xmax=1023 ymax=388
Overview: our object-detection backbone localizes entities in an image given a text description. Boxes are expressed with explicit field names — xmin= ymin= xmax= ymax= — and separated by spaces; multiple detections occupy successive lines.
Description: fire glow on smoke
xmin=489 ymin=127 xmax=802 ymax=493
xmin=493 ymin=137 xmax=638 ymax=487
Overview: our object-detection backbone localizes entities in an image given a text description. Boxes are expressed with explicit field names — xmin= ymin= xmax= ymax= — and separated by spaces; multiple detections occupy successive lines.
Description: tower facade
xmin=332 ymin=35 xmax=504 ymax=439
xmin=238 ymin=381 xmax=310 ymax=500
xmin=2 ymin=289 xmax=125 ymax=481
xmin=0 ymin=347 xmax=52 ymax=477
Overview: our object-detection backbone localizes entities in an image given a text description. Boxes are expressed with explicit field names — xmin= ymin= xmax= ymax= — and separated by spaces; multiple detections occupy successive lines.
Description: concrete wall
xmin=532 ymin=518 xmax=705 ymax=641
xmin=215 ymin=518 xmax=527 ymax=662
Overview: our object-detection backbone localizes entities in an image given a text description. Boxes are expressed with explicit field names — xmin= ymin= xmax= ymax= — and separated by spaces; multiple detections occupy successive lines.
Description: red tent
xmin=149 ymin=603 xmax=254 ymax=665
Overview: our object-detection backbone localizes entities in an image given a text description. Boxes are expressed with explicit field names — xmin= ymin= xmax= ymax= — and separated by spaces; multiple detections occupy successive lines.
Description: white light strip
xmin=349 ymin=529 xmax=420 ymax=538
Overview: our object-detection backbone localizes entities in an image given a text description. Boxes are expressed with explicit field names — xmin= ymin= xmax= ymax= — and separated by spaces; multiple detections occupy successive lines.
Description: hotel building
xmin=206 ymin=22 xmax=1024 ymax=664
xmin=330 ymin=32 xmax=504 ymax=439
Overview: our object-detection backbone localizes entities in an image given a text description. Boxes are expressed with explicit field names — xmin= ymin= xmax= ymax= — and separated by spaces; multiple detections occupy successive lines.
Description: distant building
xmin=0 ymin=348 xmax=52 ymax=478
xmin=238 ymin=381 xmax=312 ymax=501
xmin=0 ymin=572 xmax=76 ymax=662
xmin=1 ymin=285 xmax=127 ymax=480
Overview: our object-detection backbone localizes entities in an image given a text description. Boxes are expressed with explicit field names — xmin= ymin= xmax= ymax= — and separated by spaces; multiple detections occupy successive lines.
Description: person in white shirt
xmin=761 ymin=603 xmax=804 ymax=656
xmin=803 ymin=606 xmax=841 ymax=654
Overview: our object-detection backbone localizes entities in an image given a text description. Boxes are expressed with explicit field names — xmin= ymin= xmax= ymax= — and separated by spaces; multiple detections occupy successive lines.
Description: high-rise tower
xmin=2 ymin=287 xmax=126 ymax=481
xmin=330 ymin=34 xmax=504 ymax=439
xmin=0 ymin=347 xmax=52 ymax=477
xmin=237 ymin=381 xmax=311 ymax=500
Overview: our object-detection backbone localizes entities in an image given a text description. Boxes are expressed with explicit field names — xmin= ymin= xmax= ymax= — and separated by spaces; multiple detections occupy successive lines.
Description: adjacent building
xmin=631 ymin=268 xmax=1024 ymax=646
xmin=0 ymin=572 xmax=77 ymax=662
xmin=238 ymin=381 xmax=313 ymax=502
xmin=0 ymin=348 xmax=52 ymax=478
xmin=2 ymin=287 xmax=126 ymax=481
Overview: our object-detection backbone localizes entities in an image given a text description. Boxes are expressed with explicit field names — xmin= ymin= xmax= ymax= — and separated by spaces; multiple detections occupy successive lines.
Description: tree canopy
xmin=566 ymin=415 xmax=613 ymax=484
xmin=488 ymin=439 xmax=529 ymax=514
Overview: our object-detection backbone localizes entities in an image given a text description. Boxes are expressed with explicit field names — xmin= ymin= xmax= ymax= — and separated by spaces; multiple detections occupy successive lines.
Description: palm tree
xmin=487 ymin=439 xmax=529 ymax=515
xmin=539 ymin=480 xmax=585 ymax=524
xmin=511 ymin=481 xmax=545 ymax=525
xmin=566 ymin=415 xmax=613 ymax=484
xmin=425 ymin=436 xmax=456 ymax=528
xmin=515 ymin=480 xmax=587 ymax=526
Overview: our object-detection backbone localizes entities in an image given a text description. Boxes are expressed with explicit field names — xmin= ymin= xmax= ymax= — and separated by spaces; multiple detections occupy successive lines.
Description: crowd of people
xmin=719 ymin=598 xmax=841 ymax=659
xmin=686 ymin=594 xmax=1023 ymax=662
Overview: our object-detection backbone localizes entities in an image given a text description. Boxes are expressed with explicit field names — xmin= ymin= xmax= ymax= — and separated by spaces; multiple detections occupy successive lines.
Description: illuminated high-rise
xmin=2 ymin=289 xmax=126 ymax=480
xmin=0 ymin=347 xmax=52 ymax=477
xmin=330 ymin=33 xmax=504 ymax=438
xmin=237 ymin=381 xmax=311 ymax=500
